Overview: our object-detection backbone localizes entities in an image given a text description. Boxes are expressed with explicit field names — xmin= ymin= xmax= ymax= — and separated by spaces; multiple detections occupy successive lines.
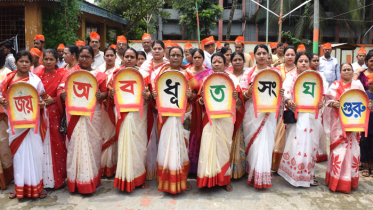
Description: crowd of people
xmin=0 ymin=31 xmax=373 ymax=199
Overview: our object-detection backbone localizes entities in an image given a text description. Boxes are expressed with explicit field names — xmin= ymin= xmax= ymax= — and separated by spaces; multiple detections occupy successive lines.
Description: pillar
xmin=24 ymin=2 xmax=43 ymax=50
xmin=218 ymin=0 xmax=223 ymax=41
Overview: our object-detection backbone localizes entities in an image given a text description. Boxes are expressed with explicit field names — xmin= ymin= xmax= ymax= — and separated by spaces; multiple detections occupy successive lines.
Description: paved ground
xmin=1 ymin=160 xmax=373 ymax=210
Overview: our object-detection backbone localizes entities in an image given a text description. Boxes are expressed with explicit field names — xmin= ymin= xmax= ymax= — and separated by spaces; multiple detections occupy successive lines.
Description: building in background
xmin=0 ymin=0 xmax=126 ymax=50
xmin=157 ymin=0 xmax=373 ymax=44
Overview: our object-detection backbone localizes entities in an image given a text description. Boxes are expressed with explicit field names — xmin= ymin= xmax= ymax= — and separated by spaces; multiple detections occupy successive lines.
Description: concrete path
xmin=1 ymin=161 xmax=373 ymax=210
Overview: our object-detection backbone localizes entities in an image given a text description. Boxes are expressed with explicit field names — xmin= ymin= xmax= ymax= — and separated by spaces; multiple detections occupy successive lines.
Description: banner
xmin=113 ymin=67 xmax=145 ymax=118
xmin=6 ymin=82 xmax=40 ymax=134
xmin=65 ymin=70 xmax=98 ymax=122
xmin=293 ymin=70 xmax=324 ymax=119
xmin=155 ymin=70 xmax=189 ymax=123
xmin=252 ymin=69 xmax=282 ymax=118
xmin=339 ymin=89 xmax=370 ymax=137
xmin=202 ymin=72 xmax=236 ymax=125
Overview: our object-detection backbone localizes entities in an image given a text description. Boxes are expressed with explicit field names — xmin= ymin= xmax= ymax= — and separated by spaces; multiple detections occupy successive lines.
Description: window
xmin=85 ymin=21 xmax=100 ymax=39
xmin=0 ymin=7 xmax=25 ymax=50
xmin=223 ymin=0 xmax=243 ymax=9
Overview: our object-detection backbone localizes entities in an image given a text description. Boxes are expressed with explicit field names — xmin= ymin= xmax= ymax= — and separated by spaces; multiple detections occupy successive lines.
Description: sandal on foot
xmin=311 ymin=176 xmax=318 ymax=186
xmin=362 ymin=169 xmax=370 ymax=177
xmin=39 ymin=189 xmax=47 ymax=199
xmin=9 ymin=191 xmax=16 ymax=199
xmin=141 ymin=182 xmax=149 ymax=189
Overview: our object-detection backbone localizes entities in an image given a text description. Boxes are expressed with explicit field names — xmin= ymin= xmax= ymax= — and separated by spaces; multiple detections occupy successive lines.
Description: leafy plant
xmin=173 ymin=0 xmax=223 ymax=39
xmin=281 ymin=31 xmax=311 ymax=48
xmin=42 ymin=0 xmax=81 ymax=49
xmin=97 ymin=0 xmax=170 ymax=40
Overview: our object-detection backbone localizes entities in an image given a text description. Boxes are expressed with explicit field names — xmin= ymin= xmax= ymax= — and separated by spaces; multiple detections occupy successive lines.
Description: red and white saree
xmin=324 ymin=79 xmax=364 ymax=193
xmin=277 ymin=71 xmax=328 ymax=187
xmin=139 ymin=59 xmax=170 ymax=180
xmin=1 ymin=71 xmax=45 ymax=198
xmin=35 ymin=67 xmax=67 ymax=189
xmin=98 ymin=64 xmax=118 ymax=177
xmin=197 ymin=73 xmax=242 ymax=188
xmin=110 ymin=68 xmax=150 ymax=192
xmin=59 ymin=69 xmax=107 ymax=194
xmin=155 ymin=68 xmax=198 ymax=194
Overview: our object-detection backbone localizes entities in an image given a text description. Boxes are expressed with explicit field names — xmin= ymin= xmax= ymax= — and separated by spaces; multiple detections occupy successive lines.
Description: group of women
xmin=0 ymin=40 xmax=372 ymax=200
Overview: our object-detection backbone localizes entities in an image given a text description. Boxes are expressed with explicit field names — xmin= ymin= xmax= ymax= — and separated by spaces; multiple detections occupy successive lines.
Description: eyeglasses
xmin=79 ymin=55 xmax=92 ymax=60
xmin=170 ymin=54 xmax=182 ymax=58
xmin=341 ymin=68 xmax=352 ymax=72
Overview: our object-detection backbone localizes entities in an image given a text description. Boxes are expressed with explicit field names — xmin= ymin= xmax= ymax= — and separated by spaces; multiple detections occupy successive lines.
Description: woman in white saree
xmin=197 ymin=52 xmax=243 ymax=191
xmin=240 ymin=44 xmax=284 ymax=189
xmin=152 ymin=46 xmax=197 ymax=194
xmin=278 ymin=51 xmax=327 ymax=187
xmin=0 ymin=50 xmax=47 ymax=199
xmin=98 ymin=47 xmax=120 ymax=178
xmin=109 ymin=48 xmax=152 ymax=192
xmin=139 ymin=41 xmax=170 ymax=180
xmin=60 ymin=46 xmax=108 ymax=194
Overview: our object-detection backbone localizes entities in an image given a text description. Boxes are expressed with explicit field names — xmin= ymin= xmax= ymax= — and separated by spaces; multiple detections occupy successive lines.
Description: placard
xmin=113 ymin=67 xmax=145 ymax=118
xmin=339 ymin=89 xmax=370 ymax=137
xmin=293 ymin=70 xmax=324 ymax=119
xmin=252 ymin=69 xmax=282 ymax=118
xmin=65 ymin=70 xmax=98 ymax=121
xmin=6 ymin=82 xmax=40 ymax=134
xmin=202 ymin=72 xmax=236 ymax=125
xmin=155 ymin=70 xmax=189 ymax=123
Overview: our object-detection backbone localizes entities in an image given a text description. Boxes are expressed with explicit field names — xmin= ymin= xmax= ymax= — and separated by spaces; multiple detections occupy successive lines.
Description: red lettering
xmin=73 ymin=81 xmax=92 ymax=99
xmin=14 ymin=95 xmax=34 ymax=114
xmin=119 ymin=80 xmax=137 ymax=95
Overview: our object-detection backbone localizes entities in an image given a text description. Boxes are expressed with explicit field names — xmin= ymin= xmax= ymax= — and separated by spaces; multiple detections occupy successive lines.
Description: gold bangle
xmin=198 ymin=97 xmax=204 ymax=105
xmin=244 ymin=90 xmax=250 ymax=99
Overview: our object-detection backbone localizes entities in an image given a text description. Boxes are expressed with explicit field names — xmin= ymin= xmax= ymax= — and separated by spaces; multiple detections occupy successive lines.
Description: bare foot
xmin=225 ymin=184 xmax=233 ymax=192
xmin=186 ymin=182 xmax=192 ymax=191
xmin=141 ymin=181 xmax=149 ymax=189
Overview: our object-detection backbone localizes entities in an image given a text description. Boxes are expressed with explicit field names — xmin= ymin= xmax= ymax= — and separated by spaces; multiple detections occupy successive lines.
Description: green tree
xmin=42 ymin=0 xmax=81 ymax=49
xmin=253 ymin=0 xmax=370 ymax=44
xmin=96 ymin=0 xmax=170 ymax=39
xmin=173 ymin=0 xmax=223 ymax=39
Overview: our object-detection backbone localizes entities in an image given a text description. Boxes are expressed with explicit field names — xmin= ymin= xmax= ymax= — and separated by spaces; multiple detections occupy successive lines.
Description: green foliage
xmin=106 ymin=25 xmax=123 ymax=46
xmin=173 ymin=0 xmax=223 ymax=39
xmin=281 ymin=31 xmax=311 ymax=47
xmin=42 ymin=0 xmax=81 ymax=49
xmin=97 ymin=0 xmax=170 ymax=39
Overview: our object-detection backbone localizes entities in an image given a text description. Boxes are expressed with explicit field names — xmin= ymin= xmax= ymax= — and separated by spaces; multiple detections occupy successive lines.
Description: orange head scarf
xmin=90 ymin=32 xmax=100 ymax=40
xmin=34 ymin=34 xmax=45 ymax=41
xmin=30 ymin=48 xmax=42 ymax=58
xmin=270 ymin=42 xmax=277 ymax=49
xmin=201 ymin=36 xmax=215 ymax=46
xmin=216 ymin=41 xmax=222 ymax=48
xmin=142 ymin=33 xmax=151 ymax=40
xmin=164 ymin=40 xmax=172 ymax=48
xmin=57 ymin=43 xmax=65 ymax=51
xmin=235 ymin=36 xmax=244 ymax=44
xmin=184 ymin=42 xmax=193 ymax=50
xmin=117 ymin=35 xmax=127 ymax=44
xmin=297 ymin=44 xmax=306 ymax=53
xmin=323 ymin=43 xmax=332 ymax=50
xmin=358 ymin=47 xmax=367 ymax=55
xmin=75 ymin=40 xmax=86 ymax=47
xmin=110 ymin=44 xmax=117 ymax=50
